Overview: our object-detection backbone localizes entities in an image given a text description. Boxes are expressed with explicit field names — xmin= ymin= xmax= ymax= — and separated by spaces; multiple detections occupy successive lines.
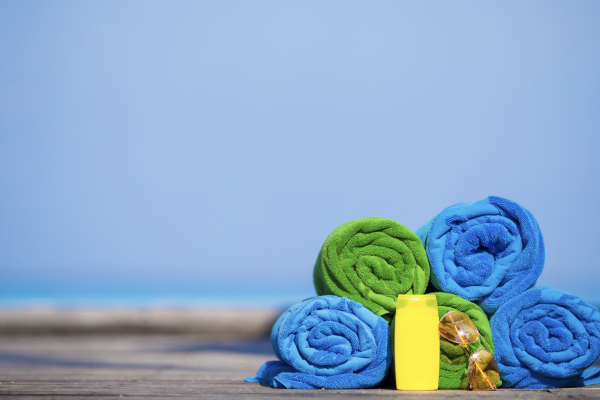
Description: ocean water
xmin=1 ymin=285 xmax=597 ymax=312
xmin=0 ymin=286 xmax=317 ymax=310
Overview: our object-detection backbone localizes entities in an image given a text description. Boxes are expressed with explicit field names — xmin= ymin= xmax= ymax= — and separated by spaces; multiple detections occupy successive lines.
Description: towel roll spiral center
xmin=305 ymin=321 xmax=358 ymax=365
xmin=513 ymin=304 xmax=594 ymax=370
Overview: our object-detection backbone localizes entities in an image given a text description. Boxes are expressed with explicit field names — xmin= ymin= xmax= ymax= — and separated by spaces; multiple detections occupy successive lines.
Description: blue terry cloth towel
xmin=491 ymin=287 xmax=600 ymax=388
xmin=244 ymin=295 xmax=391 ymax=389
xmin=416 ymin=196 xmax=544 ymax=315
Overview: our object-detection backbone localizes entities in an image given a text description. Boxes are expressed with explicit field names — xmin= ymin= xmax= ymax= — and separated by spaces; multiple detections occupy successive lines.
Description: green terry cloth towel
xmin=390 ymin=292 xmax=500 ymax=389
xmin=313 ymin=217 xmax=430 ymax=320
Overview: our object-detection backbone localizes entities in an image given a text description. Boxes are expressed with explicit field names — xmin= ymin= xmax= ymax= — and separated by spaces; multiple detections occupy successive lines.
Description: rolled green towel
xmin=313 ymin=217 xmax=430 ymax=320
xmin=390 ymin=292 xmax=500 ymax=389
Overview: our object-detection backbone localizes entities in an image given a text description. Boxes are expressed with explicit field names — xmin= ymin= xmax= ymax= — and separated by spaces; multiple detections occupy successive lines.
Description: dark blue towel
xmin=244 ymin=295 xmax=391 ymax=389
xmin=491 ymin=287 xmax=600 ymax=388
xmin=416 ymin=196 xmax=544 ymax=315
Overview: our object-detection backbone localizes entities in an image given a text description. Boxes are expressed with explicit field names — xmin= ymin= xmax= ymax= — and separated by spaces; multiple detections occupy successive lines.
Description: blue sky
xmin=1 ymin=1 xmax=599 ymax=308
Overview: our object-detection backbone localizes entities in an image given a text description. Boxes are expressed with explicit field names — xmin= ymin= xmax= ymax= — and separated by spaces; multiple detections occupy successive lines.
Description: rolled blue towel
xmin=491 ymin=287 xmax=600 ymax=388
xmin=416 ymin=196 xmax=544 ymax=314
xmin=244 ymin=295 xmax=391 ymax=389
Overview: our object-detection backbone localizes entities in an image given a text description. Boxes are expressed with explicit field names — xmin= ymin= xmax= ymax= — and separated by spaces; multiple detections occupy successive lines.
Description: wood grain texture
xmin=0 ymin=334 xmax=599 ymax=399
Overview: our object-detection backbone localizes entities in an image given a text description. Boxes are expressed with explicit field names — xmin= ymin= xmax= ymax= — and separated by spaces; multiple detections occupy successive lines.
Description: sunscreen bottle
xmin=395 ymin=294 xmax=439 ymax=390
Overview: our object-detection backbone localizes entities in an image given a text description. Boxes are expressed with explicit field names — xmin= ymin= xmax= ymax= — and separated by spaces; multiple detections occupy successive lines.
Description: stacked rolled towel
xmin=245 ymin=295 xmax=391 ymax=389
xmin=491 ymin=287 xmax=600 ymax=388
xmin=416 ymin=196 xmax=544 ymax=315
xmin=390 ymin=292 xmax=498 ymax=389
xmin=314 ymin=217 xmax=430 ymax=321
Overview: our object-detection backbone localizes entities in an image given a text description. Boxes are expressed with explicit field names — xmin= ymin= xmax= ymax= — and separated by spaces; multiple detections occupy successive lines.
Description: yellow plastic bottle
xmin=395 ymin=294 xmax=439 ymax=390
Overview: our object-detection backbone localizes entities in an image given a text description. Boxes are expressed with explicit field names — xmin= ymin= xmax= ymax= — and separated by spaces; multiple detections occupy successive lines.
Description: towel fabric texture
xmin=245 ymin=295 xmax=391 ymax=389
xmin=416 ymin=196 xmax=544 ymax=315
xmin=390 ymin=292 xmax=498 ymax=389
xmin=491 ymin=287 xmax=600 ymax=388
xmin=314 ymin=217 xmax=430 ymax=320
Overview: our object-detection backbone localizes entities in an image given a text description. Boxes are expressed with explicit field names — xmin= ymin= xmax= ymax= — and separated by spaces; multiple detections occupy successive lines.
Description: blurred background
xmin=1 ymin=1 xmax=599 ymax=311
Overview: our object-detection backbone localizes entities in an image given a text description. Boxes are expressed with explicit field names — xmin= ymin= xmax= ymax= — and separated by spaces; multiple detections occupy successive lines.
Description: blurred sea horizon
xmin=2 ymin=284 xmax=598 ymax=311
xmin=0 ymin=285 xmax=315 ymax=310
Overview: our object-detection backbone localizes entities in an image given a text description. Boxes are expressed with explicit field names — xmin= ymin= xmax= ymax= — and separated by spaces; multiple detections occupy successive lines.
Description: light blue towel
xmin=491 ymin=287 xmax=600 ymax=388
xmin=416 ymin=196 xmax=544 ymax=315
xmin=244 ymin=295 xmax=391 ymax=389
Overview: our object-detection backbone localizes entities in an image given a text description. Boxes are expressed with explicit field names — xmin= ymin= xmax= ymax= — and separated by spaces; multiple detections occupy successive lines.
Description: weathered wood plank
xmin=0 ymin=335 xmax=599 ymax=399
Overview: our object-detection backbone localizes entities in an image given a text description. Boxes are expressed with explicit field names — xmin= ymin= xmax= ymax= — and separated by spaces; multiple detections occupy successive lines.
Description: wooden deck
xmin=1 ymin=334 xmax=599 ymax=399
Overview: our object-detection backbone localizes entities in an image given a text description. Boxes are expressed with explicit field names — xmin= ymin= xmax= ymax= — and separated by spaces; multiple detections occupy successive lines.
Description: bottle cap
xmin=396 ymin=294 xmax=438 ymax=317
